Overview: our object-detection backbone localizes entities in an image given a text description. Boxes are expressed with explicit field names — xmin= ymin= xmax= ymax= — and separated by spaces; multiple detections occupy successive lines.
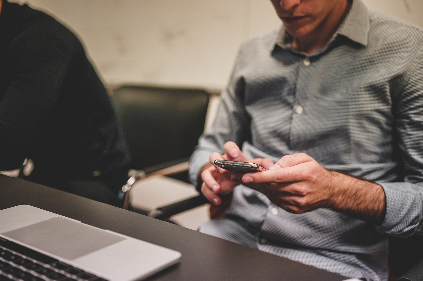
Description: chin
xmin=284 ymin=29 xmax=307 ymax=39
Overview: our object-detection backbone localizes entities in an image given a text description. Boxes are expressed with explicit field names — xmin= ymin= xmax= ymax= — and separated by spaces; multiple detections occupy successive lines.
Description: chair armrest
xmin=124 ymin=158 xmax=190 ymax=192
xmin=143 ymin=161 xmax=189 ymax=178
xmin=397 ymin=260 xmax=423 ymax=281
xmin=147 ymin=193 xmax=233 ymax=221
xmin=147 ymin=194 xmax=209 ymax=220
xmin=122 ymin=159 xmax=192 ymax=211
xmin=123 ymin=158 xmax=211 ymax=219
xmin=142 ymin=157 xmax=190 ymax=175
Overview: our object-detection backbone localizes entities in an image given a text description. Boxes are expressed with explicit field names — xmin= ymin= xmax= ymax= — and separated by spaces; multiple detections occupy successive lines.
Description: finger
xmin=262 ymin=182 xmax=306 ymax=195
xmin=209 ymin=152 xmax=227 ymax=173
xmin=260 ymin=158 xmax=274 ymax=169
xmin=243 ymin=182 xmax=268 ymax=196
xmin=223 ymin=141 xmax=251 ymax=162
xmin=247 ymin=183 xmax=291 ymax=198
xmin=270 ymin=195 xmax=315 ymax=214
xmin=248 ymin=158 xmax=273 ymax=168
xmin=275 ymin=153 xmax=312 ymax=168
xmin=271 ymin=200 xmax=305 ymax=214
xmin=223 ymin=141 xmax=241 ymax=159
xmin=246 ymin=181 xmax=306 ymax=202
xmin=242 ymin=166 xmax=303 ymax=184
xmin=201 ymin=183 xmax=221 ymax=205
xmin=201 ymin=168 xmax=221 ymax=194
xmin=209 ymin=152 xmax=224 ymax=164
xmin=266 ymin=182 xmax=291 ymax=192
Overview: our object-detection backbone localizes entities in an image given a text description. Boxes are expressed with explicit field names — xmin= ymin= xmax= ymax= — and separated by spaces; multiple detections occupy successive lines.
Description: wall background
xmin=12 ymin=0 xmax=423 ymax=92
xmin=6 ymin=1 xmax=422 ymax=226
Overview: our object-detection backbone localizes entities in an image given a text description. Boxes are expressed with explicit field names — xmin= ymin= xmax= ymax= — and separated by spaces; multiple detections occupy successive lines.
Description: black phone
xmin=214 ymin=160 xmax=267 ymax=173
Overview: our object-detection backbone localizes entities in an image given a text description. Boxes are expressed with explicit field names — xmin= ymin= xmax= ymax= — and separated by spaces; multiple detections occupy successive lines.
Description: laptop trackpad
xmin=3 ymin=217 xmax=125 ymax=260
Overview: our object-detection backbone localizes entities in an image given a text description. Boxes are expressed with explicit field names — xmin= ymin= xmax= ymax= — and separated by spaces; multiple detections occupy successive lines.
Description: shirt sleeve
xmin=376 ymin=46 xmax=423 ymax=237
xmin=189 ymin=46 xmax=251 ymax=190
xmin=0 ymin=22 xmax=76 ymax=170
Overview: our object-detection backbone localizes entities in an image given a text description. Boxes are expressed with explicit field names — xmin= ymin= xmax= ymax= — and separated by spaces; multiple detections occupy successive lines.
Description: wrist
xmin=327 ymin=171 xmax=386 ymax=224
xmin=325 ymin=171 xmax=346 ymax=210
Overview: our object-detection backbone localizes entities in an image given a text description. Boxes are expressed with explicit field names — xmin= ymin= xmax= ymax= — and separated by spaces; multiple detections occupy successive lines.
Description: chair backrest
xmin=111 ymin=84 xmax=210 ymax=173
xmin=389 ymin=235 xmax=423 ymax=279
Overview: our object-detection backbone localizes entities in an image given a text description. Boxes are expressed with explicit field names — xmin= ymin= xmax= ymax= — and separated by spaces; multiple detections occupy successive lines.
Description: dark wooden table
xmin=0 ymin=175 xmax=346 ymax=281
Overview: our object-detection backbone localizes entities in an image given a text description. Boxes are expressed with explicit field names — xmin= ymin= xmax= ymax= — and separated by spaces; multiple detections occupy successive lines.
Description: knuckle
xmin=302 ymin=171 xmax=315 ymax=182
xmin=292 ymin=197 xmax=307 ymax=208
xmin=282 ymin=154 xmax=294 ymax=163
xmin=274 ymin=171 xmax=288 ymax=182
xmin=285 ymin=205 xmax=301 ymax=214
xmin=201 ymin=184 xmax=212 ymax=196
xmin=296 ymin=187 xmax=307 ymax=197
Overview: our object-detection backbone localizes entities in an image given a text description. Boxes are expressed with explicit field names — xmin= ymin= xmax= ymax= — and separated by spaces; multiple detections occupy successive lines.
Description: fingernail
xmin=230 ymin=148 xmax=239 ymax=158
xmin=213 ymin=197 xmax=219 ymax=205
xmin=269 ymin=164 xmax=281 ymax=170
xmin=211 ymin=185 xmax=218 ymax=193
xmin=243 ymin=176 xmax=253 ymax=183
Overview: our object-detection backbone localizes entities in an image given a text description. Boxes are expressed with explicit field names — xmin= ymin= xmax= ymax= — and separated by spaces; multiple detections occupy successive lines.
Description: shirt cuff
xmin=376 ymin=182 xmax=423 ymax=236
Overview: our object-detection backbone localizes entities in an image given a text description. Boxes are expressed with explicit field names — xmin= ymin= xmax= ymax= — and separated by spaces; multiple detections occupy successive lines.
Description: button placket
xmin=294 ymin=105 xmax=303 ymax=115
xmin=303 ymin=58 xmax=311 ymax=66
xmin=289 ymin=56 xmax=312 ymax=154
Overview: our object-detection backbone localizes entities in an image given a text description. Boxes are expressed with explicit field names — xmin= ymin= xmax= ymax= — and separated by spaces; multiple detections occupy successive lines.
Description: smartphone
xmin=214 ymin=160 xmax=267 ymax=173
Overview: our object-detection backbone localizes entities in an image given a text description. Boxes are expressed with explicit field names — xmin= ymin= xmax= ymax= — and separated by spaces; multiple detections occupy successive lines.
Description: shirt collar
xmin=274 ymin=0 xmax=370 ymax=53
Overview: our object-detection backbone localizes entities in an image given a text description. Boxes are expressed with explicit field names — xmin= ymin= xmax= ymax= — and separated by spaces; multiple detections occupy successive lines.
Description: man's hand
xmin=237 ymin=153 xmax=386 ymax=224
xmin=200 ymin=141 xmax=273 ymax=205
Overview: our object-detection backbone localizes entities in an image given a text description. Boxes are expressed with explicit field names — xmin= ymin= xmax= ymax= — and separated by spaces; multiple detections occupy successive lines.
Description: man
xmin=0 ymin=0 xmax=130 ymax=206
xmin=189 ymin=0 xmax=423 ymax=280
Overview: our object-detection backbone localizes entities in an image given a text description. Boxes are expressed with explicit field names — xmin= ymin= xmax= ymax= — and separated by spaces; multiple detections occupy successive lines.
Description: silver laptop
xmin=0 ymin=205 xmax=181 ymax=281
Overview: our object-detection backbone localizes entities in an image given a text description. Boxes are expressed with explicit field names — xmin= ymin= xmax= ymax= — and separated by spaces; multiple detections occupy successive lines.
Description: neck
xmin=294 ymin=1 xmax=351 ymax=54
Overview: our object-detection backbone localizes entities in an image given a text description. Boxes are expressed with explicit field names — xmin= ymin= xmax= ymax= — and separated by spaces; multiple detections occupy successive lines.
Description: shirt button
xmin=260 ymin=238 xmax=267 ymax=244
xmin=303 ymin=58 xmax=311 ymax=66
xmin=270 ymin=207 xmax=278 ymax=216
xmin=295 ymin=105 xmax=303 ymax=115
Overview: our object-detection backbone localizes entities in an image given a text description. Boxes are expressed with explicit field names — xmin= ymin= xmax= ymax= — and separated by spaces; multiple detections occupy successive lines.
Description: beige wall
xmin=13 ymin=0 xmax=423 ymax=91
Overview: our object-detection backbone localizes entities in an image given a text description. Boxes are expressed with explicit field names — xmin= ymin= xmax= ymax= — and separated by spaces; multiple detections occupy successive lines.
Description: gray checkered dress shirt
xmin=189 ymin=0 xmax=423 ymax=280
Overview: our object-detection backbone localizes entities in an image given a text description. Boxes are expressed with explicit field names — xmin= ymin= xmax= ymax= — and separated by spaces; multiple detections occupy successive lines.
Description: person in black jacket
xmin=0 ymin=0 xmax=131 ymax=206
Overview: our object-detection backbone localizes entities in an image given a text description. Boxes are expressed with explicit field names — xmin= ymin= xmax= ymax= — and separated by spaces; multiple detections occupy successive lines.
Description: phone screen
xmin=214 ymin=160 xmax=266 ymax=173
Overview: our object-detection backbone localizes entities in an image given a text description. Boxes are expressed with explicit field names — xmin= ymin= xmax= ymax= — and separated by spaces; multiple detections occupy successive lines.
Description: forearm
xmin=328 ymin=171 xmax=386 ymax=225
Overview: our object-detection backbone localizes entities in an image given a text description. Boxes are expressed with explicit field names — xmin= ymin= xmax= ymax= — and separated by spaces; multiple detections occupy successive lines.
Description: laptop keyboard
xmin=0 ymin=237 xmax=107 ymax=281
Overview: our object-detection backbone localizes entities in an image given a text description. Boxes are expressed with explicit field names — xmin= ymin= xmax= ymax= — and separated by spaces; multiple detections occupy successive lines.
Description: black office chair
xmin=110 ymin=84 xmax=210 ymax=217
xmin=389 ymin=235 xmax=423 ymax=281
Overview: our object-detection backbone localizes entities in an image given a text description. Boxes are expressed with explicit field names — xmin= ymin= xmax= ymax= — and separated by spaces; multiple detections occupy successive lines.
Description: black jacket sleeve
xmin=0 ymin=9 xmax=76 ymax=170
